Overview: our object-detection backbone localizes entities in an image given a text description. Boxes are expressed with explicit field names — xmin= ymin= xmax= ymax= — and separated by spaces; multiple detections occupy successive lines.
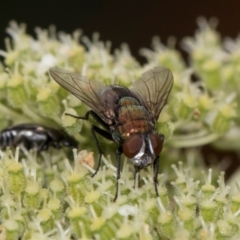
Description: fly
xmin=0 ymin=123 xmax=78 ymax=152
xmin=49 ymin=66 xmax=173 ymax=201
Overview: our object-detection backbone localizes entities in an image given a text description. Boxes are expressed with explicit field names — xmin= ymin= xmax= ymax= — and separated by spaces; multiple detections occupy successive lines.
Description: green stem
xmin=170 ymin=133 xmax=219 ymax=147
xmin=0 ymin=103 xmax=27 ymax=121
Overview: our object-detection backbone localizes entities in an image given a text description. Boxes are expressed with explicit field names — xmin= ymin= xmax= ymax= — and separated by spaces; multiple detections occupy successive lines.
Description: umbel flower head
xmin=0 ymin=18 xmax=239 ymax=239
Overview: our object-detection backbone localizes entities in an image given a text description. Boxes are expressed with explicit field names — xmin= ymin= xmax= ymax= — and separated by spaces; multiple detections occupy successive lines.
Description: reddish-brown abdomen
xmin=117 ymin=97 xmax=154 ymax=139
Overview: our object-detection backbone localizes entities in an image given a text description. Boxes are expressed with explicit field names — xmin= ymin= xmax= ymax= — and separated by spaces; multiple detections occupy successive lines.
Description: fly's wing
xmin=49 ymin=68 xmax=108 ymax=122
xmin=131 ymin=66 xmax=173 ymax=122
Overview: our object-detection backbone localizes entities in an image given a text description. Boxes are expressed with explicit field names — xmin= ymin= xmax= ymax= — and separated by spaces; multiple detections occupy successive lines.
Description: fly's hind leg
xmin=153 ymin=133 xmax=164 ymax=196
xmin=113 ymin=146 xmax=122 ymax=202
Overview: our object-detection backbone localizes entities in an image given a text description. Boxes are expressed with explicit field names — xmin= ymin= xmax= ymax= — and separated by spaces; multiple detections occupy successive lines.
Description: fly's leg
xmin=66 ymin=110 xmax=113 ymax=177
xmin=66 ymin=110 xmax=110 ymax=130
xmin=134 ymin=166 xmax=141 ymax=189
xmin=153 ymin=133 xmax=164 ymax=196
xmin=91 ymin=126 xmax=113 ymax=177
xmin=153 ymin=156 xmax=160 ymax=196
xmin=113 ymin=146 xmax=122 ymax=202
xmin=153 ymin=134 xmax=164 ymax=196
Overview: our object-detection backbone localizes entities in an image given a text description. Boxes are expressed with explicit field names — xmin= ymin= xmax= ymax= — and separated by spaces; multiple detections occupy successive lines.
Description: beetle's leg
xmin=13 ymin=135 xmax=32 ymax=150
xmin=134 ymin=166 xmax=141 ymax=189
xmin=113 ymin=146 xmax=122 ymax=202
xmin=66 ymin=110 xmax=110 ymax=130
xmin=36 ymin=140 xmax=49 ymax=152
xmin=90 ymin=125 xmax=113 ymax=177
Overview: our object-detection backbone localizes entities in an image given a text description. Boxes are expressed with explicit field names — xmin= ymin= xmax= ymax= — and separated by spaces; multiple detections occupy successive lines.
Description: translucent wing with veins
xmin=130 ymin=66 xmax=173 ymax=123
xmin=49 ymin=68 xmax=109 ymax=122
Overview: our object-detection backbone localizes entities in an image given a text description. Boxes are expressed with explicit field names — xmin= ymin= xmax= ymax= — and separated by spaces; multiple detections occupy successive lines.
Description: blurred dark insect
xmin=50 ymin=66 xmax=173 ymax=200
xmin=0 ymin=123 xmax=78 ymax=152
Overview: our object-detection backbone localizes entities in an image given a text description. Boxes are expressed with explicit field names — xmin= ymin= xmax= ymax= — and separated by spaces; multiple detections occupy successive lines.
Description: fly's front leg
xmin=89 ymin=125 xmax=113 ymax=177
xmin=113 ymin=146 xmax=122 ymax=202
xmin=66 ymin=110 xmax=110 ymax=130
xmin=134 ymin=166 xmax=141 ymax=189
xmin=153 ymin=156 xmax=160 ymax=196
xmin=66 ymin=110 xmax=113 ymax=177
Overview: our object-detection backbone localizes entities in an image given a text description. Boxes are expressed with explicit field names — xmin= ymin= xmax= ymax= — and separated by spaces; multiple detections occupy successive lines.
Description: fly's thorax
xmin=122 ymin=133 xmax=164 ymax=168
xmin=100 ymin=86 xmax=134 ymax=120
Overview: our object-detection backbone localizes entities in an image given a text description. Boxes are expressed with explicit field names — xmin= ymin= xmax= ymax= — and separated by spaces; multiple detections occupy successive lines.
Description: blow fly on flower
xmin=49 ymin=66 xmax=173 ymax=201
xmin=0 ymin=123 xmax=78 ymax=152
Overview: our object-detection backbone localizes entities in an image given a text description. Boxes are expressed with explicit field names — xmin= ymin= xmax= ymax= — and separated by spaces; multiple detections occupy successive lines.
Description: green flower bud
xmin=7 ymin=75 xmax=28 ymax=108
xmin=37 ymin=87 xmax=60 ymax=118
xmin=7 ymin=162 xmax=26 ymax=194
xmin=157 ymin=210 xmax=175 ymax=238
xmin=37 ymin=208 xmax=54 ymax=233
xmin=230 ymin=194 xmax=240 ymax=214
xmin=200 ymin=200 xmax=217 ymax=222
xmin=202 ymin=59 xmax=221 ymax=90
xmin=67 ymin=206 xmax=89 ymax=237
xmin=13 ymin=213 xmax=26 ymax=236
xmin=22 ymin=181 xmax=41 ymax=210
xmin=61 ymin=108 xmax=83 ymax=135
xmin=3 ymin=220 xmax=19 ymax=240
xmin=212 ymin=105 xmax=236 ymax=134
xmin=66 ymin=172 xmax=89 ymax=202
xmin=201 ymin=184 xmax=216 ymax=200
xmin=178 ymin=207 xmax=196 ymax=233
xmin=216 ymin=220 xmax=233 ymax=238
xmin=47 ymin=197 xmax=62 ymax=220
xmin=49 ymin=178 xmax=65 ymax=200
xmin=116 ymin=224 xmax=134 ymax=239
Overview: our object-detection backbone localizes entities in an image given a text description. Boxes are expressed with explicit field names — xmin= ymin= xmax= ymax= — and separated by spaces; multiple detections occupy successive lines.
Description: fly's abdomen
xmin=117 ymin=97 xmax=154 ymax=138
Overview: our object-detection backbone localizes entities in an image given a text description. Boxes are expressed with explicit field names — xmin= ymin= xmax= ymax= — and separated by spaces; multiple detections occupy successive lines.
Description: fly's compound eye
xmin=150 ymin=134 xmax=163 ymax=156
xmin=123 ymin=135 xmax=143 ymax=158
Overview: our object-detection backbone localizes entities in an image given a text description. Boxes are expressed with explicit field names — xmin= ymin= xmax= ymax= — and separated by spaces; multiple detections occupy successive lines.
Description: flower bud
xmin=7 ymin=162 xmax=26 ymax=194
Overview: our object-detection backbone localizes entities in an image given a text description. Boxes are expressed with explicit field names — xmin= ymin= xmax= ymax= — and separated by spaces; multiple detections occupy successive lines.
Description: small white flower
xmin=118 ymin=205 xmax=138 ymax=216
xmin=37 ymin=53 xmax=57 ymax=75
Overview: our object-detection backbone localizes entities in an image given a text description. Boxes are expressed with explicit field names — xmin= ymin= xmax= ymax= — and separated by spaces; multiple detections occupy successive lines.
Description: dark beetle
xmin=0 ymin=123 xmax=78 ymax=152
xmin=49 ymin=66 xmax=173 ymax=201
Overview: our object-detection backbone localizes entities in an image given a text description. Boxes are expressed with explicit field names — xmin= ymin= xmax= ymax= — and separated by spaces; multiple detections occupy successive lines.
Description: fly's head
xmin=122 ymin=133 xmax=164 ymax=169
